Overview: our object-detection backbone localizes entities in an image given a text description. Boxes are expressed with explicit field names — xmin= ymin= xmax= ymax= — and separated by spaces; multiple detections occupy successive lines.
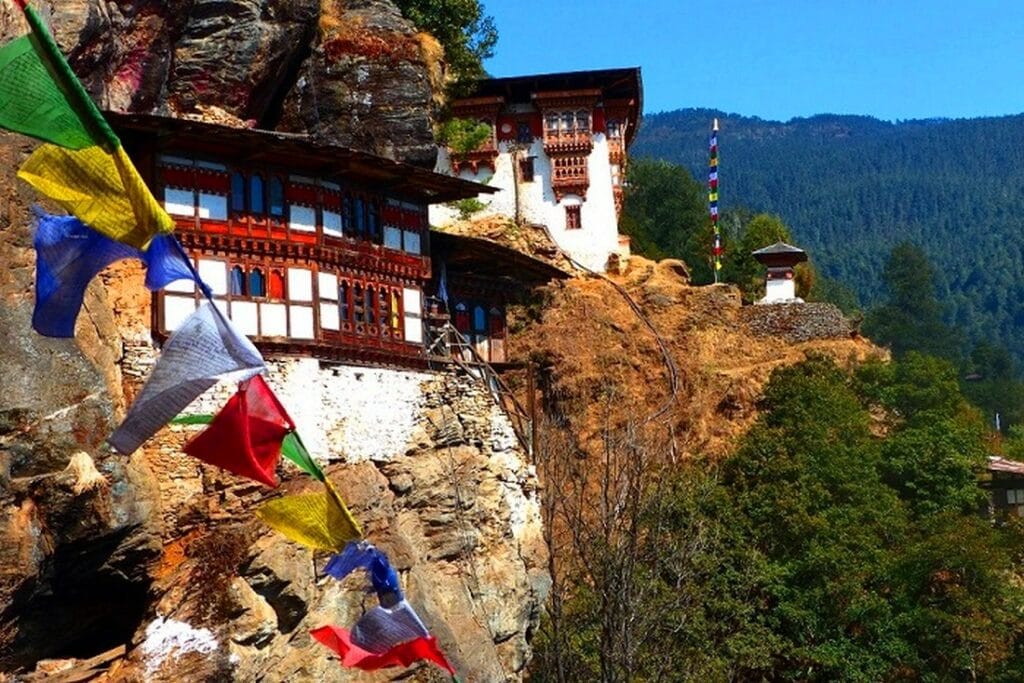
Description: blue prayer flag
xmin=32 ymin=211 xmax=199 ymax=337
xmin=143 ymin=233 xmax=199 ymax=291
xmin=324 ymin=541 xmax=402 ymax=598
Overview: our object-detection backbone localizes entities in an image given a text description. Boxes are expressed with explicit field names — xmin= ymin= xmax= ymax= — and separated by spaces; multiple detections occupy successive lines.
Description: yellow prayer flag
xmin=0 ymin=2 xmax=174 ymax=249
xmin=255 ymin=479 xmax=362 ymax=551
xmin=18 ymin=144 xmax=173 ymax=249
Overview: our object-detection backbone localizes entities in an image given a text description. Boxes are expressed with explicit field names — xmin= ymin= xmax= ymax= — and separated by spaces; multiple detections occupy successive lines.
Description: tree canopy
xmin=633 ymin=108 xmax=1024 ymax=365
xmin=393 ymin=0 xmax=497 ymax=83
xmin=533 ymin=355 xmax=1024 ymax=681
xmin=863 ymin=242 xmax=958 ymax=359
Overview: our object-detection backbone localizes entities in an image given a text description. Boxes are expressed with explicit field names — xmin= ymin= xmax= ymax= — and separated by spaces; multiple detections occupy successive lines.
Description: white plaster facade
xmin=431 ymin=134 xmax=623 ymax=273
xmin=428 ymin=68 xmax=641 ymax=274
xmin=762 ymin=275 xmax=798 ymax=303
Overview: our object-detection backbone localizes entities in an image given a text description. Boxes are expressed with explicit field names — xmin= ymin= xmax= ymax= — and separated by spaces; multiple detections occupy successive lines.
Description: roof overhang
xmin=988 ymin=456 xmax=1024 ymax=475
xmin=459 ymin=67 xmax=643 ymax=146
xmin=107 ymin=112 xmax=495 ymax=203
xmin=431 ymin=231 xmax=570 ymax=286
xmin=752 ymin=241 xmax=809 ymax=268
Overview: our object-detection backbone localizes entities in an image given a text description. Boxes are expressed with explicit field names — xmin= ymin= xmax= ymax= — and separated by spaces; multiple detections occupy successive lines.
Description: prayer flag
xmin=437 ymin=262 xmax=450 ymax=306
xmin=281 ymin=432 xmax=326 ymax=481
xmin=183 ymin=375 xmax=293 ymax=488
xmin=32 ymin=211 xmax=197 ymax=337
xmin=324 ymin=542 xmax=401 ymax=597
xmin=142 ymin=232 xmax=200 ymax=291
xmin=311 ymin=600 xmax=455 ymax=675
xmin=311 ymin=625 xmax=454 ymax=675
xmin=170 ymin=414 xmax=215 ymax=425
xmin=255 ymin=479 xmax=362 ymax=551
xmin=709 ymin=119 xmax=722 ymax=278
xmin=0 ymin=2 xmax=172 ymax=247
xmin=108 ymin=303 xmax=265 ymax=454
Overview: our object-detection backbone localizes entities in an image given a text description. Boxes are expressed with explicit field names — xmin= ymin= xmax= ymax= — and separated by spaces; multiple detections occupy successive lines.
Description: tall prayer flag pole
xmin=709 ymin=118 xmax=721 ymax=282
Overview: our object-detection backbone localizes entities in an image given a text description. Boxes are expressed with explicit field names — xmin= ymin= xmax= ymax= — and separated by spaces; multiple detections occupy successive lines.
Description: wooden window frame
xmin=565 ymin=204 xmax=582 ymax=230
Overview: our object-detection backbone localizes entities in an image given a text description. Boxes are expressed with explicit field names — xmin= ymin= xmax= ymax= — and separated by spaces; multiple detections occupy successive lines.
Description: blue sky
xmin=483 ymin=1 xmax=1024 ymax=122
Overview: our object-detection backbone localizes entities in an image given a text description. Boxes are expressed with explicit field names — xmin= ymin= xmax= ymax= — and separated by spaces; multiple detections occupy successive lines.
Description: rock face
xmin=0 ymin=134 xmax=163 ymax=672
xmin=511 ymin=256 xmax=881 ymax=461
xmin=2 ymin=0 xmax=441 ymax=166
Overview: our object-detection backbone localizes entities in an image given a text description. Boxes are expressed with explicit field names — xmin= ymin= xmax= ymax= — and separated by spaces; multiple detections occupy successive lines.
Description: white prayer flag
xmin=351 ymin=600 xmax=430 ymax=653
xmin=108 ymin=303 xmax=265 ymax=454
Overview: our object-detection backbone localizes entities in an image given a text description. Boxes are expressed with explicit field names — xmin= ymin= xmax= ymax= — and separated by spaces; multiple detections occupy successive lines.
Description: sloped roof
xmin=751 ymin=241 xmax=807 ymax=256
xmin=751 ymin=241 xmax=809 ymax=266
xmin=988 ymin=456 xmax=1024 ymax=475
xmin=107 ymin=112 xmax=494 ymax=203
xmin=462 ymin=67 xmax=643 ymax=145
xmin=431 ymin=230 xmax=570 ymax=286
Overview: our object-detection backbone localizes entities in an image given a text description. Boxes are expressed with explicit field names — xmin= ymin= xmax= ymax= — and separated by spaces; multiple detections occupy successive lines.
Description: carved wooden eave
xmin=552 ymin=181 xmax=589 ymax=202
xmin=447 ymin=96 xmax=503 ymax=174
xmin=603 ymin=97 xmax=639 ymax=146
xmin=175 ymin=229 xmax=431 ymax=281
xmin=450 ymin=95 xmax=505 ymax=120
xmin=450 ymin=148 xmax=499 ymax=175
xmin=543 ymin=136 xmax=593 ymax=156
xmin=531 ymin=88 xmax=602 ymax=110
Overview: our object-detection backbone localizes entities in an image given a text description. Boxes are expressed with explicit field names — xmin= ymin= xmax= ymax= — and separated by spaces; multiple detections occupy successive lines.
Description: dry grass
xmin=513 ymin=256 xmax=882 ymax=462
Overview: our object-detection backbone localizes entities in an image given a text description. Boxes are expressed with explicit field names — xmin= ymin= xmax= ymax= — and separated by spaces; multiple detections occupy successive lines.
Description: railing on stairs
xmin=425 ymin=313 xmax=534 ymax=458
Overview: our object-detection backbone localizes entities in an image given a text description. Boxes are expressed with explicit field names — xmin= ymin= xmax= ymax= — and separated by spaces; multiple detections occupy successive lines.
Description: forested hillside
xmin=633 ymin=109 xmax=1024 ymax=359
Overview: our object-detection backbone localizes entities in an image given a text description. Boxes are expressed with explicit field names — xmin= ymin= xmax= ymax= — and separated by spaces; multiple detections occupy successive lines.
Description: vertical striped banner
xmin=709 ymin=118 xmax=721 ymax=281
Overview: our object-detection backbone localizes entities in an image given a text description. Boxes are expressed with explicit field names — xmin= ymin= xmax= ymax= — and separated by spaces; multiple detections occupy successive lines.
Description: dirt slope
xmin=510 ymin=256 xmax=883 ymax=461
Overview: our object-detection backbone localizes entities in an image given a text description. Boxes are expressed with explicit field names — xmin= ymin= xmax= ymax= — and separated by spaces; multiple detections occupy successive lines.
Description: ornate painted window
xmin=519 ymin=157 xmax=535 ymax=181
xmin=249 ymin=175 xmax=265 ymax=214
xmin=230 ymin=172 xmax=245 ymax=213
xmin=268 ymin=269 xmax=285 ymax=299
xmin=230 ymin=266 xmax=246 ymax=295
xmin=565 ymin=204 xmax=582 ymax=230
xmin=268 ymin=176 xmax=285 ymax=218
xmin=248 ymin=268 xmax=266 ymax=297
xmin=339 ymin=280 xmax=351 ymax=323
xmin=516 ymin=121 xmax=533 ymax=143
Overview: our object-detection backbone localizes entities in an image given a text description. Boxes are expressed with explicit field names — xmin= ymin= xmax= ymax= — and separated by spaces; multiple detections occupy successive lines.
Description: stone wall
xmin=740 ymin=302 xmax=854 ymax=343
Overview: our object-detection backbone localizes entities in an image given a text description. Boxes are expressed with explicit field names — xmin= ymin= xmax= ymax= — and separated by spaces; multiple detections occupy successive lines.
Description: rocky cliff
xmin=0 ymin=0 xmax=443 ymax=166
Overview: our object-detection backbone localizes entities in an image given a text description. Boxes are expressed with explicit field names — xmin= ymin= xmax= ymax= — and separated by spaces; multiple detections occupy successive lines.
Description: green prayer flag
xmin=0 ymin=35 xmax=94 ymax=149
xmin=169 ymin=414 xmax=215 ymax=425
xmin=282 ymin=432 xmax=325 ymax=481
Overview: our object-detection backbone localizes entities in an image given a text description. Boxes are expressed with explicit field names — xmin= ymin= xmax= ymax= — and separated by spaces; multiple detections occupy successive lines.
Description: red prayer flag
xmin=183 ymin=375 xmax=294 ymax=487
xmin=311 ymin=625 xmax=455 ymax=675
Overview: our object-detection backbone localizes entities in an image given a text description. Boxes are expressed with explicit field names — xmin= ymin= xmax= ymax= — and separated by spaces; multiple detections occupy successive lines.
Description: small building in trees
xmin=983 ymin=456 xmax=1024 ymax=518
xmin=430 ymin=68 xmax=643 ymax=273
xmin=752 ymin=241 xmax=808 ymax=304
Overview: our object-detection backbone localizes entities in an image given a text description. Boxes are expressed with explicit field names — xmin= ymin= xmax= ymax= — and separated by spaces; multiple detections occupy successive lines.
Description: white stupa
xmin=752 ymin=242 xmax=808 ymax=304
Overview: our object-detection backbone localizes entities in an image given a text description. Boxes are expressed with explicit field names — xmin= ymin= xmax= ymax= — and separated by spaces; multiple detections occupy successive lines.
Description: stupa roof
xmin=751 ymin=241 xmax=808 ymax=266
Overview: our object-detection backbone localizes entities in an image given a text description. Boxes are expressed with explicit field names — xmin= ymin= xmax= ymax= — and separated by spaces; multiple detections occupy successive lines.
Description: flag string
xmin=709 ymin=118 xmax=721 ymax=281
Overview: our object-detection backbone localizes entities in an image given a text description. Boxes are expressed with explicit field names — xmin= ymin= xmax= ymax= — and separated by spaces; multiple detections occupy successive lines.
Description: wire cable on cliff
xmin=536 ymin=224 xmax=681 ymax=423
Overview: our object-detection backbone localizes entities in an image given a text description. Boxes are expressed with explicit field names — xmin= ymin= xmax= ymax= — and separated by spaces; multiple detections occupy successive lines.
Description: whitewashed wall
xmin=432 ymin=133 xmax=622 ymax=272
